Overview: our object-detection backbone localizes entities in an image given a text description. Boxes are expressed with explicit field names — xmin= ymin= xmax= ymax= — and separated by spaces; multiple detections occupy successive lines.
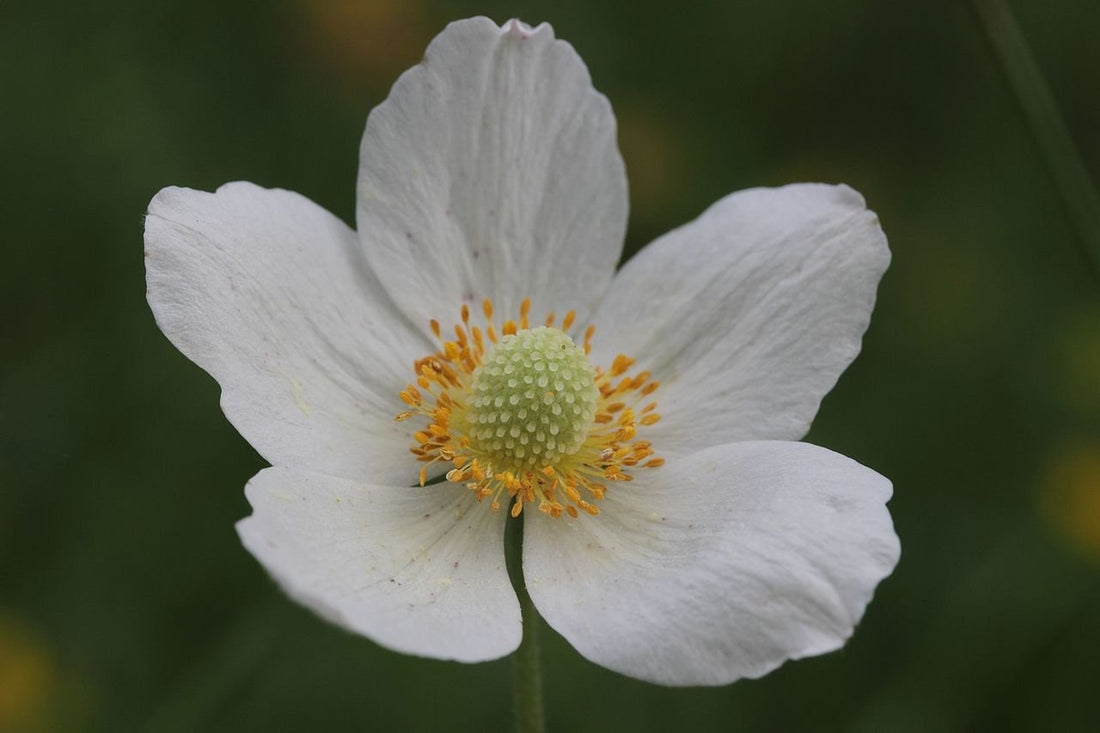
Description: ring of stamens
xmin=396 ymin=297 xmax=663 ymax=519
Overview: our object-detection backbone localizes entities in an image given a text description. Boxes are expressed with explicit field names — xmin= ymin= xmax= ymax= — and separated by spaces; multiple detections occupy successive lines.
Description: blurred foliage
xmin=2 ymin=0 xmax=1099 ymax=731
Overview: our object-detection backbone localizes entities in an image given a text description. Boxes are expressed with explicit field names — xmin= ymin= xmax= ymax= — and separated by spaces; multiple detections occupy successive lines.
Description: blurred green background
xmin=3 ymin=0 xmax=1099 ymax=730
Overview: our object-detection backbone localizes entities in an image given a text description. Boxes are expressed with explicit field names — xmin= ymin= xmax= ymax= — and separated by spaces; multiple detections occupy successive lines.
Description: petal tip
xmin=832 ymin=182 xmax=867 ymax=208
xmin=504 ymin=17 xmax=552 ymax=39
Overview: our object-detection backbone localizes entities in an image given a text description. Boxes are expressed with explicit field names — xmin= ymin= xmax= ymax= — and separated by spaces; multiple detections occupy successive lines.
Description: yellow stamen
xmin=394 ymin=297 xmax=663 ymax=519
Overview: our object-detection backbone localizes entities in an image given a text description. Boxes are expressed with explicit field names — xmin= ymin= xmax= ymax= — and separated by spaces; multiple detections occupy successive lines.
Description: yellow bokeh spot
xmin=0 ymin=616 xmax=56 ymax=732
xmin=294 ymin=0 xmax=439 ymax=93
xmin=1038 ymin=439 xmax=1100 ymax=561
xmin=616 ymin=104 xmax=687 ymax=219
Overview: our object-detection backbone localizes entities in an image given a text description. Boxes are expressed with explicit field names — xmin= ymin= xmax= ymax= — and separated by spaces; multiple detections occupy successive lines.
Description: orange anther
xmin=402 ymin=296 xmax=661 ymax=521
xmin=611 ymin=354 xmax=634 ymax=376
xmin=439 ymin=363 xmax=459 ymax=384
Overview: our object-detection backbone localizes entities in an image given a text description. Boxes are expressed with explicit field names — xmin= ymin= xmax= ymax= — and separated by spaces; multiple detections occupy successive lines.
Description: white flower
xmin=144 ymin=17 xmax=899 ymax=686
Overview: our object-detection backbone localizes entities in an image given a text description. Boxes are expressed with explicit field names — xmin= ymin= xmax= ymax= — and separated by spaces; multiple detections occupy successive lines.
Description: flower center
xmin=467 ymin=327 xmax=598 ymax=469
xmin=396 ymin=298 xmax=664 ymax=519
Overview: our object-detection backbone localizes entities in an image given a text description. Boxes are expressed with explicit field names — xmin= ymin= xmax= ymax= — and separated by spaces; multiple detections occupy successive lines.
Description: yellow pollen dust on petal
xmin=393 ymin=297 xmax=663 ymax=519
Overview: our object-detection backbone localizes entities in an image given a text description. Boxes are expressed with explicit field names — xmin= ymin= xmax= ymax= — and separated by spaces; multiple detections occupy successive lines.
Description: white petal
xmin=357 ymin=17 xmax=627 ymax=330
xmin=524 ymin=441 xmax=899 ymax=686
xmin=145 ymin=183 xmax=430 ymax=483
xmin=590 ymin=183 xmax=889 ymax=458
xmin=238 ymin=467 xmax=520 ymax=662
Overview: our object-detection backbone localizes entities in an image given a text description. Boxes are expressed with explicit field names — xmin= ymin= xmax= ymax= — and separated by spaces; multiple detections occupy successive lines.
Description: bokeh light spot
xmin=0 ymin=615 xmax=56 ymax=732
xmin=1038 ymin=438 xmax=1100 ymax=562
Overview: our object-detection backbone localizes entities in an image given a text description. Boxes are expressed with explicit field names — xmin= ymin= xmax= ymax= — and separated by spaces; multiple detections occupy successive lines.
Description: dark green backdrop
xmin=3 ymin=1 xmax=1098 ymax=731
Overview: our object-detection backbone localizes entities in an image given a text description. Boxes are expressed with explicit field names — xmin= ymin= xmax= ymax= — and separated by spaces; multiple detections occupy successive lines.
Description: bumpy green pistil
xmin=467 ymin=327 xmax=598 ymax=469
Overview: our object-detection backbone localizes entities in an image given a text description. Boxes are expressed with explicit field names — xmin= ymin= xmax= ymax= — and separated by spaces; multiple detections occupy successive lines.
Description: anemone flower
xmin=145 ymin=16 xmax=899 ymax=687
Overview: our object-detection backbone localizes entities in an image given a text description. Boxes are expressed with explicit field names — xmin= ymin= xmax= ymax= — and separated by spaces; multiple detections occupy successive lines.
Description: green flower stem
xmin=505 ymin=512 xmax=546 ymax=733
xmin=973 ymin=0 xmax=1100 ymax=283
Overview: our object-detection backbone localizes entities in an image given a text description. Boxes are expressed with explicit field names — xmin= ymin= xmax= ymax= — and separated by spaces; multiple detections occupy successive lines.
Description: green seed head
xmin=466 ymin=327 xmax=598 ymax=469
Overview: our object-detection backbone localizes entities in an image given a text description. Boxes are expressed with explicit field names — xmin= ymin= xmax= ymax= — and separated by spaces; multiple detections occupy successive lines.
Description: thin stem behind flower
xmin=974 ymin=0 xmax=1100 ymax=285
